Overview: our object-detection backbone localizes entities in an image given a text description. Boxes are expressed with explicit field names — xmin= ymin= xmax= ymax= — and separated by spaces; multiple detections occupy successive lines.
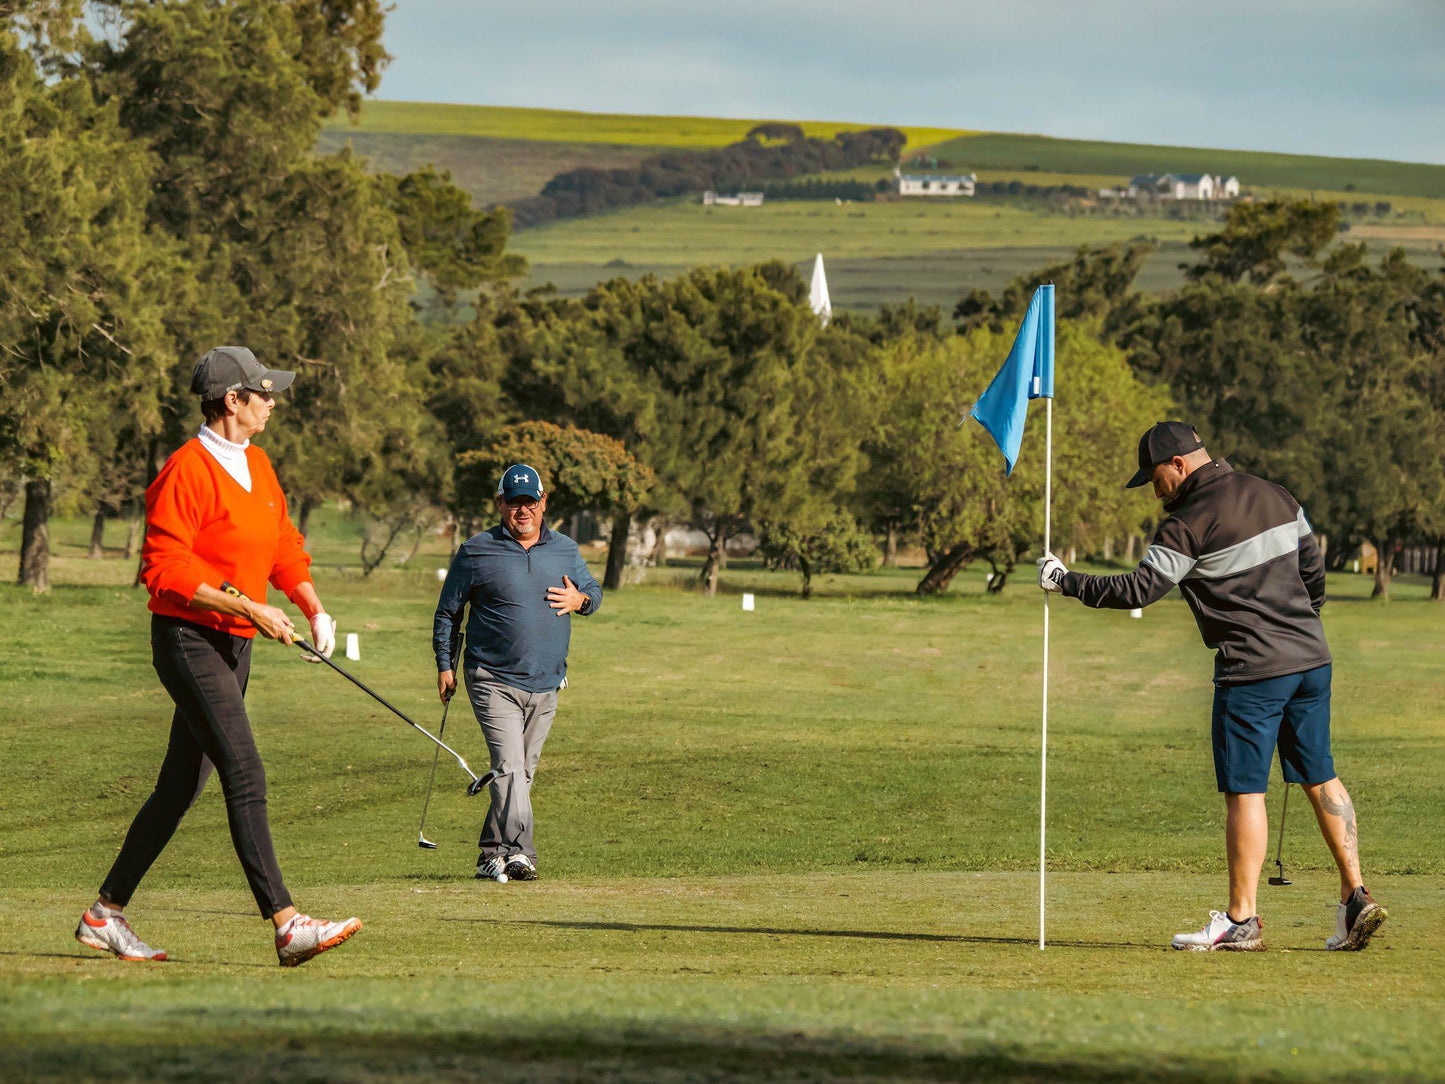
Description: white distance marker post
xmin=345 ymin=632 xmax=361 ymax=661
xmin=741 ymin=592 xmax=756 ymax=612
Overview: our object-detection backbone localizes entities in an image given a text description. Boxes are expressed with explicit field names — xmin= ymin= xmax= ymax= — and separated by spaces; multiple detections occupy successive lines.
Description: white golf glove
xmin=302 ymin=613 xmax=336 ymax=662
xmin=1037 ymin=552 xmax=1068 ymax=593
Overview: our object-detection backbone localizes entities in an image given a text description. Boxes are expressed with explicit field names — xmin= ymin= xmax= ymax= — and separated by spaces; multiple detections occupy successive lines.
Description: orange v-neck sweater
xmin=140 ymin=438 xmax=313 ymax=637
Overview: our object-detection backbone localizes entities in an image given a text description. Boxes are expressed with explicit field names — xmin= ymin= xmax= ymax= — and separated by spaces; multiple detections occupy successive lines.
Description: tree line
xmin=3 ymin=3 xmax=1441 ymax=603
xmin=507 ymin=125 xmax=906 ymax=228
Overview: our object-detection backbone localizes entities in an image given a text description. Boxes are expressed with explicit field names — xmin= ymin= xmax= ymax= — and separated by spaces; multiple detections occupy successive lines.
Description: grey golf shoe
xmin=75 ymin=907 xmax=167 ymax=961
xmin=504 ymin=854 xmax=538 ymax=881
xmin=1171 ymin=910 xmax=1265 ymax=952
xmin=275 ymin=914 xmax=362 ymax=967
xmin=1326 ymin=886 xmax=1387 ymax=951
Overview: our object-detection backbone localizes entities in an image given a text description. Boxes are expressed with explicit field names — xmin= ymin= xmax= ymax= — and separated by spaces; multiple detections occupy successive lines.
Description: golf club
xmin=220 ymin=582 xmax=490 ymax=797
xmin=418 ymin=627 xmax=465 ymax=849
xmin=1269 ymin=782 xmax=1292 ymax=886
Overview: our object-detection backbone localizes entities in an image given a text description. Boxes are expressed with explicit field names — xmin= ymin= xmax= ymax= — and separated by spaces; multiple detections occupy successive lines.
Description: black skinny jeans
xmin=100 ymin=615 xmax=293 ymax=919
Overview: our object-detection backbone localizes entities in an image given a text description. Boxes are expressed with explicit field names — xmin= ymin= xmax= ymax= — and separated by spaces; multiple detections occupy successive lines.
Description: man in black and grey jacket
xmin=1038 ymin=422 xmax=1387 ymax=953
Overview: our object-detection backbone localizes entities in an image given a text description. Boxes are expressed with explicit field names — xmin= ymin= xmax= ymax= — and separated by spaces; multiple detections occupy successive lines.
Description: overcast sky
xmin=377 ymin=1 xmax=1445 ymax=165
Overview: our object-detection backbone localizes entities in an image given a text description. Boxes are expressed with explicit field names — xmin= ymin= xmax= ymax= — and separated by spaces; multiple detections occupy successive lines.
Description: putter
xmin=1269 ymin=782 xmax=1292 ymax=886
xmin=418 ymin=627 xmax=465 ymax=849
xmin=416 ymin=695 xmax=451 ymax=849
xmin=221 ymin=582 xmax=489 ymax=797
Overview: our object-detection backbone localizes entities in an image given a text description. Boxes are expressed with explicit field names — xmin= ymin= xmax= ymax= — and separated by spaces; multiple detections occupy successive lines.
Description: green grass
xmin=324 ymin=100 xmax=964 ymax=152
xmin=512 ymin=199 xmax=1445 ymax=311
xmin=316 ymin=129 xmax=658 ymax=206
xmin=3 ymin=510 xmax=1443 ymax=1080
xmin=511 ymin=198 xmax=1201 ymax=267
xmin=926 ymin=133 xmax=1445 ymax=201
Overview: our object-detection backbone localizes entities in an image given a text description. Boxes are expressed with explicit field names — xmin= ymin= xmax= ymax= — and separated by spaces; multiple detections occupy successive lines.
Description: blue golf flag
xmin=966 ymin=284 xmax=1055 ymax=474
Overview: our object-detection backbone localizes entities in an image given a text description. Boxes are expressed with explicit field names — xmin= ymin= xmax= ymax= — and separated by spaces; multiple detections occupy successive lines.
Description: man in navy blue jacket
xmin=433 ymin=463 xmax=602 ymax=882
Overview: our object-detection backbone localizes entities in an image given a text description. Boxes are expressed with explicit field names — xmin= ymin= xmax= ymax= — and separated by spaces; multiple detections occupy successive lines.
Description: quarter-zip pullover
xmin=1061 ymin=460 xmax=1331 ymax=685
xmin=432 ymin=525 xmax=603 ymax=693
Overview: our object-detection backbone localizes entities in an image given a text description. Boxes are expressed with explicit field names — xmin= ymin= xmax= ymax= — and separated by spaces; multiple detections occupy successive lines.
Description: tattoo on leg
xmin=1319 ymin=786 xmax=1358 ymax=868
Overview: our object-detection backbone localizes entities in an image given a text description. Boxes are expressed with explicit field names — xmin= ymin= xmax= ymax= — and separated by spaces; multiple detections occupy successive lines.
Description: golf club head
xmin=418 ymin=833 xmax=437 ymax=850
xmin=1268 ymin=875 xmax=1291 ymax=886
xmin=466 ymin=770 xmax=498 ymax=797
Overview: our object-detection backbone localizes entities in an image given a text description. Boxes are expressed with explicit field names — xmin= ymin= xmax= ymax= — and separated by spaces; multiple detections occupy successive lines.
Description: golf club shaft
xmin=1273 ymin=782 xmax=1290 ymax=877
xmin=417 ymin=696 xmax=449 ymax=840
xmin=220 ymin=581 xmax=480 ymax=786
xmin=418 ymin=629 xmax=465 ymax=843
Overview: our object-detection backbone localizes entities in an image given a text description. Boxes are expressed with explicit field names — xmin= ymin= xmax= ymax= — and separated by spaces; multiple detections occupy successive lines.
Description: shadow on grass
xmin=444 ymin=916 xmax=1159 ymax=951
xmin=0 ymin=949 xmax=272 ymax=970
xmin=0 ymin=1025 xmax=1387 ymax=1082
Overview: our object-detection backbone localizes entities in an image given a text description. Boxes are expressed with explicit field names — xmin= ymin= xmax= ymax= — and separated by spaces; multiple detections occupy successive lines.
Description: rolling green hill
xmin=322 ymin=101 xmax=1445 ymax=310
xmin=324 ymin=100 xmax=966 ymax=151
xmin=922 ymin=132 xmax=1445 ymax=200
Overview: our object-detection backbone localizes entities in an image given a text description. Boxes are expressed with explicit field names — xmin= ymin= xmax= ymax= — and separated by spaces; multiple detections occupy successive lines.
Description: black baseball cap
xmin=1125 ymin=421 xmax=1206 ymax=488
xmin=190 ymin=346 xmax=295 ymax=400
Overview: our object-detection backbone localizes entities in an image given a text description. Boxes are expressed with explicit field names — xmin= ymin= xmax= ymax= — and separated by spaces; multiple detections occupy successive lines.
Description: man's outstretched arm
xmin=1057 ymin=518 xmax=1198 ymax=610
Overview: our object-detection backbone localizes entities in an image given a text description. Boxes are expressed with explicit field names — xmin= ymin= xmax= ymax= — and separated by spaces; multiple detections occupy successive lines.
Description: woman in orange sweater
xmin=75 ymin=346 xmax=362 ymax=967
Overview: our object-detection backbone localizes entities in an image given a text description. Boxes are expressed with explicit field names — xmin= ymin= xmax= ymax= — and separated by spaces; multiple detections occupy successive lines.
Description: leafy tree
xmin=954 ymin=241 xmax=1154 ymax=337
xmin=380 ymin=165 xmax=524 ymax=312
xmin=1185 ymin=199 xmax=1340 ymax=285
xmin=525 ymin=263 xmax=866 ymax=595
xmin=747 ymin=122 xmax=805 ymax=143
xmin=756 ymin=512 xmax=877 ymax=598
xmin=875 ymin=324 xmax=1168 ymax=595
xmin=456 ymin=421 xmax=654 ymax=573
xmin=0 ymin=30 xmax=173 ymax=590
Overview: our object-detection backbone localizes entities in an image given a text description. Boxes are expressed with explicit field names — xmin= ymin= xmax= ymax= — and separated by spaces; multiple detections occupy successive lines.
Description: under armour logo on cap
xmin=497 ymin=463 xmax=544 ymax=501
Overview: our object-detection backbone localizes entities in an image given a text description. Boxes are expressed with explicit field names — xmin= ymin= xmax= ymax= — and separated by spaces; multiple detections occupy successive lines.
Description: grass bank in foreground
xmin=2 ymin=519 xmax=1441 ymax=1080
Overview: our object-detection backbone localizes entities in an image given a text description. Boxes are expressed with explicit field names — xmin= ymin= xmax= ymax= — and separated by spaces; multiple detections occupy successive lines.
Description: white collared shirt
xmin=197 ymin=425 xmax=252 ymax=492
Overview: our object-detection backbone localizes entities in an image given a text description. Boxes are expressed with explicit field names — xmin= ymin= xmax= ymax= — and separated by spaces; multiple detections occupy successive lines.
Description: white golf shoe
xmin=1170 ymin=910 xmax=1265 ymax=952
xmin=275 ymin=913 xmax=362 ymax=967
xmin=75 ymin=907 xmax=166 ymax=961
xmin=476 ymin=854 xmax=509 ymax=883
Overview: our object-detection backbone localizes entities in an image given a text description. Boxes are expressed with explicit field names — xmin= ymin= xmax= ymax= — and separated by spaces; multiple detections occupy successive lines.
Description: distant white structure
xmin=1125 ymin=173 xmax=1240 ymax=201
xmin=702 ymin=190 xmax=764 ymax=207
xmin=809 ymin=252 xmax=831 ymax=327
xmin=894 ymin=166 xmax=976 ymax=197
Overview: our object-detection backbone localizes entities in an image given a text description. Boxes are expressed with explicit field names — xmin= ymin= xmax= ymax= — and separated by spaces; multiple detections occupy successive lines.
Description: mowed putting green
xmin=2 ymin=515 xmax=1442 ymax=1080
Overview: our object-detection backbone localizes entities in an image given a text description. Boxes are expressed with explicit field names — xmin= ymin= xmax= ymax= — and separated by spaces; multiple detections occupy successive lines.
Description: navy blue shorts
xmin=1211 ymin=663 xmax=1336 ymax=794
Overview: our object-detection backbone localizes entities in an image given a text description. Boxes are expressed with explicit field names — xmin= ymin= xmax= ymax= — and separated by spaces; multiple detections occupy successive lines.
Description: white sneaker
xmin=1170 ymin=909 xmax=1265 ymax=952
xmin=275 ymin=913 xmax=362 ymax=967
xmin=476 ymin=854 xmax=509 ymax=883
xmin=75 ymin=907 xmax=166 ymax=961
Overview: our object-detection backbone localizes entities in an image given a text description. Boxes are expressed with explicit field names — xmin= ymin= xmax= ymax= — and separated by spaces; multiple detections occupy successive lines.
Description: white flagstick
xmin=1040 ymin=395 xmax=1052 ymax=951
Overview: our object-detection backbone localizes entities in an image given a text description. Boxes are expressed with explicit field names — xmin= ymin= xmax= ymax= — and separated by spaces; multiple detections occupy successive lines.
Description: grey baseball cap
xmin=190 ymin=346 xmax=295 ymax=399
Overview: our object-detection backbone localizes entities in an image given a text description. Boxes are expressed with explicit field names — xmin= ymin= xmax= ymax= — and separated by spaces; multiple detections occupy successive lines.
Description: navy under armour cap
xmin=496 ymin=463 xmax=544 ymax=501
xmin=1125 ymin=421 xmax=1206 ymax=489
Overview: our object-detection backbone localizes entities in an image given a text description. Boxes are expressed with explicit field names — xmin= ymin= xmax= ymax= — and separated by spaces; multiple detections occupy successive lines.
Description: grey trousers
xmin=463 ymin=666 xmax=558 ymax=860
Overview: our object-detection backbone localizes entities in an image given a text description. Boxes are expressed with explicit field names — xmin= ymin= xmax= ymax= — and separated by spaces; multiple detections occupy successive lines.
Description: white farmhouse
xmin=894 ymin=167 xmax=976 ymax=197
xmin=702 ymin=190 xmax=765 ymax=207
xmin=1126 ymin=172 xmax=1241 ymax=201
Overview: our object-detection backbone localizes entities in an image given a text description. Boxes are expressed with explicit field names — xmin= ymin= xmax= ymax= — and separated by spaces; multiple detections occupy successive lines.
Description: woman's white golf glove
xmin=1037 ymin=553 xmax=1068 ymax=593
xmin=303 ymin=613 xmax=337 ymax=662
